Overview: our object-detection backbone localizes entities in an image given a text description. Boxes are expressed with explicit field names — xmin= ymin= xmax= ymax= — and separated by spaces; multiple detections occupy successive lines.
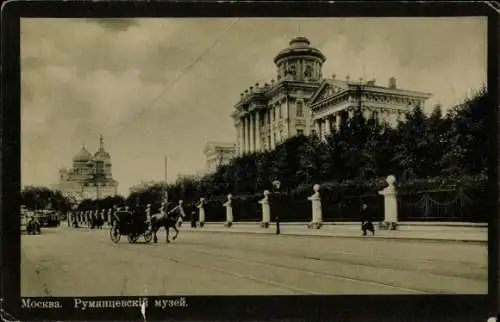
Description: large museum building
xmin=231 ymin=36 xmax=432 ymax=156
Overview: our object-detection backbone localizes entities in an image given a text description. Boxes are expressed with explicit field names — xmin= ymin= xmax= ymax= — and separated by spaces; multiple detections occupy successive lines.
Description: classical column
xmin=241 ymin=116 xmax=246 ymax=154
xmin=318 ymin=119 xmax=323 ymax=140
xmin=325 ymin=117 xmax=332 ymax=137
xmin=336 ymin=113 xmax=341 ymax=131
xmin=314 ymin=120 xmax=320 ymax=137
xmin=255 ymin=110 xmax=261 ymax=152
xmin=239 ymin=119 xmax=244 ymax=156
xmin=271 ymin=106 xmax=276 ymax=149
xmin=245 ymin=113 xmax=251 ymax=153
xmin=248 ymin=112 xmax=254 ymax=153
xmin=235 ymin=121 xmax=240 ymax=156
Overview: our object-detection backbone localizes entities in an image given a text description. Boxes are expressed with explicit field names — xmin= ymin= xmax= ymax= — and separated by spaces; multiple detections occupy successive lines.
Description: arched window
xmin=296 ymin=101 xmax=304 ymax=117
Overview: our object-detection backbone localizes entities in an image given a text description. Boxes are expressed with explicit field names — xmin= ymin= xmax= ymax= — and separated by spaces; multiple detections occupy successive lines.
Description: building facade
xmin=56 ymin=135 xmax=118 ymax=201
xmin=203 ymin=142 xmax=236 ymax=174
xmin=231 ymin=36 xmax=432 ymax=155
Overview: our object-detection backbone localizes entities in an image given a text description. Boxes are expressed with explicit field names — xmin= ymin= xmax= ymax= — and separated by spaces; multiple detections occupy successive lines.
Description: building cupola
xmin=273 ymin=36 xmax=326 ymax=82
xmin=94 ymin=134 xmax=111 ymax=163
xmin=72 ymin=144 xmax=93 ymax=163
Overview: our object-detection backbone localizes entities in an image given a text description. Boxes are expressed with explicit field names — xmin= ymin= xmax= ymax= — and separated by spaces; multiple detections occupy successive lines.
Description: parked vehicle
xmin=21 ymin=213 xmax=41 ymax=235
xmin=36 ymin=210 xmax=61 ymax=227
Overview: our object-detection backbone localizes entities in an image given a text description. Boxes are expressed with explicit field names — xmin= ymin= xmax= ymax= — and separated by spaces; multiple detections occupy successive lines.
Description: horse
xmin=150 ymin=204 xmax=186 ymax=243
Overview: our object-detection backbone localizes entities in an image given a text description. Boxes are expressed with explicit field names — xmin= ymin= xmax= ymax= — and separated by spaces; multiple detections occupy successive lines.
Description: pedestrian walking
xmin=275 ymin=215 xmax=280 ymax=235
xmin=360 ymin=201 xmax=375 ymax=236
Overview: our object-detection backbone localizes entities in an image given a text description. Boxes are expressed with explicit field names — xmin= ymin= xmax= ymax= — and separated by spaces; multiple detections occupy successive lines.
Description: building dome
xmin=73 ymin=146 xmax=93 ymax=162
xmin=94 ymin=134 xmax=111 ymax=163
xmin=273 ymin=36 xmax=326 ymax=82
xmin=273 ymin=36 xmax=326 ymax=65
xmin=94 ymin=150 xmax=111 ymax=161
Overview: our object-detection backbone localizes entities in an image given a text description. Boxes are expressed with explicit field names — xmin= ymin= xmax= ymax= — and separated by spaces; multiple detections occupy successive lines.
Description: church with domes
xmin=56 ymin=135 xmax=118 ymax=201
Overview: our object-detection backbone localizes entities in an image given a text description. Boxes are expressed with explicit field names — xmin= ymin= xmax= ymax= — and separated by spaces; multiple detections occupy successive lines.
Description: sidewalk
xmin=180 ymin=222 xmax=488 ymax=243
xmin=61 ymin=221 xmax=487 ymax=243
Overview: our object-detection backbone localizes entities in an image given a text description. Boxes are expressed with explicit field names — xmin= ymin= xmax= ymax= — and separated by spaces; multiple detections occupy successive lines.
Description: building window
xmin=296 ymin=101 xmax=304 ymax=117
xmin=279 ymin=105 xmax=282 ymax=119
xmin=297 ymin=129 xmax=304 ymax=136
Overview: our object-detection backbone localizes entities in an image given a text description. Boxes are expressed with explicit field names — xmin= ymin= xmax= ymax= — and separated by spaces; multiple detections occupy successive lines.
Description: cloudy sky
xmin=21 ymin=17 xmax=487 ymax=195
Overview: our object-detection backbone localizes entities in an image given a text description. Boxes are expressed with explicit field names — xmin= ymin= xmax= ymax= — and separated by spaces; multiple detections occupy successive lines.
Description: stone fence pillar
xmin=378 ymin=175 xmax=398 ymax=230
xmin=146 ymin=203 xmax=151 ymax=222
xmin=307 ymin=184 xmax=322 ymax=229
xmin=223 ymin=194 xmax=233 ymax=227
xmin=107 ymin=208 xmax=112 ymax=226
xmin=259 ymin=190 xmax=271 ymax=228
xmin=197 ymin=198 xmax=206 ymax=227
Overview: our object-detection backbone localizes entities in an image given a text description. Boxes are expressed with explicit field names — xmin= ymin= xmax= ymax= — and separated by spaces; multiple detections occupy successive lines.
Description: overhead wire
xmin=111 ymin=18 xmax=240 ymax=141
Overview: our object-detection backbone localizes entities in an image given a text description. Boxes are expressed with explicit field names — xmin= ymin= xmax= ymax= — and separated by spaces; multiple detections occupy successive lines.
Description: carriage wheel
xmin=128 ymin=234 xmax=139 ymax=244
xmin=110 ymin=227 xmax=121 ymax=243
xmin=143 ymin=231 xmax=153 ymax=243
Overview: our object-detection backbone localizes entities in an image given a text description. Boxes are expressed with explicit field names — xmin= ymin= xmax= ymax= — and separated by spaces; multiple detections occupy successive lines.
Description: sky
xmin=20 ymin=17 xmax=487 ymax=196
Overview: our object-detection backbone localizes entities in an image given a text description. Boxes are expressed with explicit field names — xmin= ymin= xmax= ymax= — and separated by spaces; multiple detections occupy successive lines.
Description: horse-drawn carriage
xmin=109 ymin=203 xmax=187 ymax=244
xmin=109 ymin=210 xmax=153 ymax=244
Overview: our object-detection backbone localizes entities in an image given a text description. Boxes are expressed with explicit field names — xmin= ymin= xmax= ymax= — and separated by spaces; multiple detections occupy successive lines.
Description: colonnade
xmin=237 ymin=105 xmax=285 ymax=155
xmin=313 ymin=112 xmax=345 ymax=140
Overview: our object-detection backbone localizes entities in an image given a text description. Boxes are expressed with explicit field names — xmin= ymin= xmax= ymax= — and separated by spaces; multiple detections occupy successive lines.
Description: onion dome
xmin=73 ymin=145 xmax=93 ymax=162
xmin=94 ymin=134 xmax=111 ymax=163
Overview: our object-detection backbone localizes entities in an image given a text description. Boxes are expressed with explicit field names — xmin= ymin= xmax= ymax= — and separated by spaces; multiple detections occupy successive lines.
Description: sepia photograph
xmin=19 ymin=16 xmax=489 ymax=299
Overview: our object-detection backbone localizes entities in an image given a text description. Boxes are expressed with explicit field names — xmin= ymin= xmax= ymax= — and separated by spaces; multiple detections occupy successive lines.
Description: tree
xmin=255 ymin=151 xmax=273 ymax=192
xmin=441 ymin=87 xmax=489 ymax=177
xmin=392 ymin=104 xmax=429 ymax=180
xmin=339 ymin=108 xmax=371 ymax=180
xmin=425 ymin=104 xmax=452 ymax=177
xmin=296 ymin=135 xmax=318 ymax=184
xmin=21 ymin=186 xmax=72 ymax=212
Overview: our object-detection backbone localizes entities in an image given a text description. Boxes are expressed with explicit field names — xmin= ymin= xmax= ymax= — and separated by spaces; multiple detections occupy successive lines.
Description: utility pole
xmin=164 ymin=155 xmax=168 ymax=183
xmin=164 ymin=156 xmax=168 ymax=203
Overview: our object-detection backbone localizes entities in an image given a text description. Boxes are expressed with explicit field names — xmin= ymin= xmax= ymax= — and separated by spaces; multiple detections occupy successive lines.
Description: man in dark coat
xmin=360 ymin=202 xmax=375 ymax=236
xmin=190 ymin=208 xmax=197 ymax=228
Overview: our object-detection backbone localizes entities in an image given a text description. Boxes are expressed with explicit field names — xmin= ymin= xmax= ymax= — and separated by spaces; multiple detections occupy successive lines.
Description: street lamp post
xmin=272 ymin=180 xmax=281 ymax=235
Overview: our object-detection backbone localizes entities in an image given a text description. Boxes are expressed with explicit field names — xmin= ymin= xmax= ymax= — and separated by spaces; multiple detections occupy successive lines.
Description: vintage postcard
xmin=2 ymin=1 xmax=498 ymax=321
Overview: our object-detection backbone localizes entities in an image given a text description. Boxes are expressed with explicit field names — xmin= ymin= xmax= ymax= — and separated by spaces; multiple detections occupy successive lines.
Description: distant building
xmin=231 ymin=36 xmax=432 ymax=155
xmin=203 ymin=142 xmax=236 ymax=174
xmin=55 ymin=135 xmax=118 ymax=201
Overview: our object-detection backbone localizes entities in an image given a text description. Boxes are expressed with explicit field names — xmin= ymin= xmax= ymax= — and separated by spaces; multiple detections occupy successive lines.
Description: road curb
xmin=184 ymin=228 xmax=487 ymax=244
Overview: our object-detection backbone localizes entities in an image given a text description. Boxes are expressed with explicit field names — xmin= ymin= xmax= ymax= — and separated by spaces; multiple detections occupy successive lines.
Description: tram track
xmin=178 ymin=237 xmax=487 ymax=281
xmin=85 ymin=231 xmax=430 ymax=295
